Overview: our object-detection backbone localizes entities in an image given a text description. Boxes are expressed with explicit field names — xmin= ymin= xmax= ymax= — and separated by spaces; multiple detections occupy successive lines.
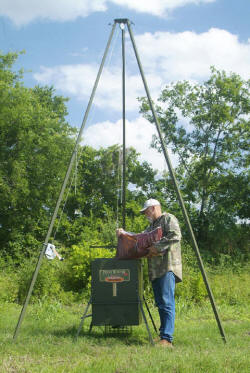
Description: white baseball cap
xmin=140 ymin=198 xmax=160 ymax=213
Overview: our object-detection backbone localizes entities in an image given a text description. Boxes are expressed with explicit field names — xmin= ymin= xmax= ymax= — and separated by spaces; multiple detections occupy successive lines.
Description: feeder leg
xmin=75 ymin=298 xmax=92 ymax=340
xmin=88 ymin=322 xmax=93 ymax=334
xmin=139 ymin=298 xmax=154 ymax=346
xmin=143 ymin=295 xmax=158 ymax=334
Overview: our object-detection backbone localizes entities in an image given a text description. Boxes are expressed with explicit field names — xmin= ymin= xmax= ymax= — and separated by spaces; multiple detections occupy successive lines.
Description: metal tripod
xmin=13 ymin=18 xmax=226 ymax=343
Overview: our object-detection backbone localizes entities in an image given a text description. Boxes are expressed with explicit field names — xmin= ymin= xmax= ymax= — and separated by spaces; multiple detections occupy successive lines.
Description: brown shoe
xmin=157 ymin=339 xmax=173 ymax=348
xmin=154 ymin=336 xmax=161 ymax=343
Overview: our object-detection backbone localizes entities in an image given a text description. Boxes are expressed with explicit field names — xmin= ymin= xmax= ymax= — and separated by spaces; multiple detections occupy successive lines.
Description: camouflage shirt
xmin=145 ymin=212 xmax=182 ymax=282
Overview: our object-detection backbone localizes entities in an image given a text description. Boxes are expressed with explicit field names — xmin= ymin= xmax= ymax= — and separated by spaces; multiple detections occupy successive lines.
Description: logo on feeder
xmin=99 ymin=269 xmax=130 ymax=296
xmin=105 ymin=276 xmax=124 ymax=282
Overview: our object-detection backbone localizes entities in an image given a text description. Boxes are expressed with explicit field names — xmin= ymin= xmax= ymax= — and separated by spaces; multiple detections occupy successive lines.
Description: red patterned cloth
xmin=115 ymin=227 xmax=162 ymax=259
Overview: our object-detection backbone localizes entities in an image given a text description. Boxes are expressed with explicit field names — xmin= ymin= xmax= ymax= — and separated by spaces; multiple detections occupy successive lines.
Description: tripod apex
xmin=114 ymin=18 xmax=130 ymax=25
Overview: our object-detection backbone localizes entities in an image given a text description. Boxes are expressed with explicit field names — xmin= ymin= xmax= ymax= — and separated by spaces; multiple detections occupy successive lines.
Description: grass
xmin=0 ymin=299 xmax=249 ymax=373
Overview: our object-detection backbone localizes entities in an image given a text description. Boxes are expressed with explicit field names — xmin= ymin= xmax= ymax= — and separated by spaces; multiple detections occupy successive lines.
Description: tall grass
xmin=0 ymin=257 xmax=249 ymax=372
xmin=1 ymin=265 xmax=250 ymax=373
xmin=0 ymin=300 xmax=249 ymax=373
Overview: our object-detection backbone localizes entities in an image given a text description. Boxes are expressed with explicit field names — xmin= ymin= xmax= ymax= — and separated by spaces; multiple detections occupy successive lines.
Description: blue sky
xmin=1 ymin=0 xmax=249 ymax=171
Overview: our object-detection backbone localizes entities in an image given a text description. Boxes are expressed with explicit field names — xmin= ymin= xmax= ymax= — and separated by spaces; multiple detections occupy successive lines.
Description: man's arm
xmin=145 ymin=245 xmax=159 ymax=258
xmin=153 ymin=214 xmax=181 ymax=254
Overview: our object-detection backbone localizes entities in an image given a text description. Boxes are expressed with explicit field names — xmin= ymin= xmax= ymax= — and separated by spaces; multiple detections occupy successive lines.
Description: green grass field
xmin=0 ymin=299 xmax=249 ymax=373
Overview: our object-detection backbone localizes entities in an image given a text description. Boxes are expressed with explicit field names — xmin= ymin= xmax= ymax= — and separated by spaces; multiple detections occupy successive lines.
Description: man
xmin=141 ymin=198 xmax=182 ymax=347
xmin=118 ymin=198 xmax=182 ymax=347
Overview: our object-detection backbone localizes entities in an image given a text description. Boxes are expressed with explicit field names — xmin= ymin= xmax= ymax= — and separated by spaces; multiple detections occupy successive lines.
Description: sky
xmin=1 ymin=0 xmax=250 ymax=173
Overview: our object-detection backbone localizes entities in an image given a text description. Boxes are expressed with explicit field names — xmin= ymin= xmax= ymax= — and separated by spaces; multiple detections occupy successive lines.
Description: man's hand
xmin=146 ymin=245 xmax=159 ymax=258
xmin=116 ymin=228 xmax=125 ymax=237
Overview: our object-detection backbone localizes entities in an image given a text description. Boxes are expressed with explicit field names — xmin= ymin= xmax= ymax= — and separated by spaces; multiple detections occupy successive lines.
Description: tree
xmin=0 ymin=52 xmax=76 ymax=257
xmin=140 ymin=68 xmax=250 ymax=258
xmin=53 ymin=144 xmax=160 ymax=246
xmin=0 ymin=51 xmax=167 ymax=257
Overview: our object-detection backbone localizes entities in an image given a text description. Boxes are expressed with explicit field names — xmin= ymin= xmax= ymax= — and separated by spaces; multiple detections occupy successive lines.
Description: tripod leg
xmin=143 ymin=295 xmax=158 ymax=334
xmin=13 ymin=22 xmax=118 ymax=342
xmin=127 ymin=21 xmax=227 ymax=344
xmin=139 ymin=298 xmax=154 ymax=346
xmin=75 ymin=298 xmax=92 ymax=340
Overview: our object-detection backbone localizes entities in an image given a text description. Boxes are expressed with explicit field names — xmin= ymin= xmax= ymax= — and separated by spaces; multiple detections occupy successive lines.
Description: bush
xmin=61 ymin=240 xmax=114 ymax=298
xmin=0 ymin=272 xmax=19 ymax=303
xmin=1 ymin=238 xmax=115 ymax=305
xmin=1 ymin=236 xmax=249 ymax=309
xmin=17 ymin=257 xmax=68 ymax=304
xmin=2 ymin=232 xmax=41 ymax=264
xmin=143 ymin=243 xmax=208 ymax=305
xmin=175 ymin=270 xmax=207 ymax=304
xmin=175 ymin=242 xmax=207 ymax=304
xmin=209 ymin=263 xmax=250 ymax=307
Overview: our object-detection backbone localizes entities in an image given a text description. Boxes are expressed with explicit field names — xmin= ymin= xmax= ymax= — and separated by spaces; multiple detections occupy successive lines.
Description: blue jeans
xmin=152 ymin=271 xmax=175 ymax=342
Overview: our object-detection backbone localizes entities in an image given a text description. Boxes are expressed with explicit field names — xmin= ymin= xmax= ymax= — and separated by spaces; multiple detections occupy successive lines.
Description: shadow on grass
xmin=51 ymin=324 xmax=151 ymax=346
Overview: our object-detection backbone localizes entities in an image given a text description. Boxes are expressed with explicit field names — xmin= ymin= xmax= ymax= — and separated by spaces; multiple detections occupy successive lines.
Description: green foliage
xmin=175 ymin=244 xmax=250 ymax=307
xmin=175 ymin=270 xmax=207 ymax=304
xmin=29 ymin=300 xmax=68 ymax=322
xmin=0 ymin=272 xmax=19 ymax=303
xmin=56 ymin=145 xmax=156 ymax=221
xmin=1 ymin=51 xmax=249 ymax=313
xmin=17 ymin=257 xmax=68 ymax=304
xmin=140 ymin=67 xmax=250 ymax=257
xmin=53 ymin=205 xmax=119 ymax=248
xmin=0 ymin=51 xmax=76 ymax=256
xmin=1 ymin=232 xmax=41 ymax=265
xmin=1 ymin=240 xmax=249 ymax=308
xmin=209 ymin=262 xmax=250 ymax=307
xmin=61 ymin=241 xmax=114 ymax=298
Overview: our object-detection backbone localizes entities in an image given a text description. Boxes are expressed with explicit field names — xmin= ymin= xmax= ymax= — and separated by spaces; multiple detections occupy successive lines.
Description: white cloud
xmin=111 ymin=0 xmax=215 ymax=17
xmin=0 ymin=0 xmax=107 ymax=26
xmin=82 ymin=117 xmax=178 ymax=173
xmin=34 ymin=28 xmax=250 ymax=113
xmin=34 ymin=64 xmax=100 ymax=100
xmin=135 ymin=28 xmax=250 ymax=81
xmin=0 ymin=0 xmax=215 ymax=26
xmin=35 ymin=27 xmax=249 ymax=172
xmin=34 ymin=63 xmax=163 ymax=112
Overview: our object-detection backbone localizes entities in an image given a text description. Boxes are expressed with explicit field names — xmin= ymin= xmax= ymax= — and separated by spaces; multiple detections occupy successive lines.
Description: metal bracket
xmin=114 ymin=18 xmax=130 ymax=25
